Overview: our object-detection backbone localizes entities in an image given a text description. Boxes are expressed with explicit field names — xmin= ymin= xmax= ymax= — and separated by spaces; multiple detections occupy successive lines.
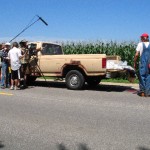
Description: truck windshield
xmin=42 ymin=43 xmax=63 ymax=55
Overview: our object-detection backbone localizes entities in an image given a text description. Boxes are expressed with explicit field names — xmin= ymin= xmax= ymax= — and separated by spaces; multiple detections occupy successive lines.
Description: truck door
xmin=38 ymin=43 xmax=63 ymax=74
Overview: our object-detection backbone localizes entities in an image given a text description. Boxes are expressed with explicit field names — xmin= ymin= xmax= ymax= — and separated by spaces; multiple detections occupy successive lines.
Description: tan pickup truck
xmin=27 ymin=41 xmax=135 ymax=90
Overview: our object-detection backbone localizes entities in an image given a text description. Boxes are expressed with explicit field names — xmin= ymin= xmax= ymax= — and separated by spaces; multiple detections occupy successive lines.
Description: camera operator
xmin=19 ymin=40 xmax=30 ymax=89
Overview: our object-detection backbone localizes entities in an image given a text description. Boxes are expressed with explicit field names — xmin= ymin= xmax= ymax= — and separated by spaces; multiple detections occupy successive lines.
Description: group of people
xmin=0 ymin=40 xmax=29 ymax=90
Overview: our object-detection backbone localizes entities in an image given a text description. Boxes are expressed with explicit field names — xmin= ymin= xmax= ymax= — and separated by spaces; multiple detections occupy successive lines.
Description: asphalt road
xmin=0 ymin=81 xmax=150 ymax=150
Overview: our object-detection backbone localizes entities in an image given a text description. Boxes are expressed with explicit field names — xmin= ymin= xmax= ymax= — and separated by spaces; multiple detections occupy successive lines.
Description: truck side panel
xmin=37 ymin=54 xmax=106 ymax=76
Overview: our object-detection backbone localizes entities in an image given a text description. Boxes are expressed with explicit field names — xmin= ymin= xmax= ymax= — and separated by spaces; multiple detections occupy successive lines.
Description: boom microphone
xmin=37 ymin=15 xmax=48 ymax=26
xmin=9 ymin=15 xmax=48 ymax=42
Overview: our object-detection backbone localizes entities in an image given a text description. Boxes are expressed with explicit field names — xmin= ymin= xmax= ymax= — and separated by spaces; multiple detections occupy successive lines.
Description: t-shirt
xmin=8 ymin=47 xmax=22 ymax=70
xmin=136 ymin=42 xmax=150 ymax=56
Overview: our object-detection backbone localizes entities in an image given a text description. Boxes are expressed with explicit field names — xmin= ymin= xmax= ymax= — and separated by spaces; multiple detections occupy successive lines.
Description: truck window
xmin=42 ymin=43 xmax=63 ymax=55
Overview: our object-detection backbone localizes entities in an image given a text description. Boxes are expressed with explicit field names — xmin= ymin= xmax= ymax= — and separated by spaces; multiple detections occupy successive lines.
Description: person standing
xmin=0 ymin=43 xmax=5 ymax=82
xmin=8 ymin=42 xmax=24 ymax=90
xmin=134 ymin=33 xmax=150 ymax=97
xmin=19 ymin=40 xmax=29 ymax=89
xmin=1 ymin=42 xmax=11 ymax=88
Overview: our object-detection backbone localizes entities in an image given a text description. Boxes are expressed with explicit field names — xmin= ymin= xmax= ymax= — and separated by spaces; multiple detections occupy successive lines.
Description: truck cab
xmin=28 ymin=42 xmax=63 ymax=56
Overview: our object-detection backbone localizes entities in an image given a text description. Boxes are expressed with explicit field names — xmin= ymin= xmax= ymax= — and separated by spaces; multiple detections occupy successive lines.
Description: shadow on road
xmin=29 ymin=80 xmax=137 ymax=93
xmin=57 ymin=143 xmax=91 ymax=150
xmin=78 ymin=143 xmax=91 ymax=150
xmin=57 ymin=143 xmax=69 ymax=150
xmin=0 ymin=141 xmax=5 ymax=149
xmin=87 ymin=84 xmax=137 ymax=93
xmin=137 ymin=147 xmax=150 ymax=150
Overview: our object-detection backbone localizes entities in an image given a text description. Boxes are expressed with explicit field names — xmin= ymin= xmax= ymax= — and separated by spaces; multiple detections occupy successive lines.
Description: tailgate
xmin=106 ymin=55 xmax=136 ymax=82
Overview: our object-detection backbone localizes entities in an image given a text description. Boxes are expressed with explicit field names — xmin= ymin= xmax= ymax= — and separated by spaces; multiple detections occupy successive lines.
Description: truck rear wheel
xmin=65 ymin=70 xmax=85 ymax=90
xmin=86 ymin=76 xmax=101 ymax=87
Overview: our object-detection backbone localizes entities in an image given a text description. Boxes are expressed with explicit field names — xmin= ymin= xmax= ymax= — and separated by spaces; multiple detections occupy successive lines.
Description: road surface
xmin=0 ymin=81 xmax=149 ymax=150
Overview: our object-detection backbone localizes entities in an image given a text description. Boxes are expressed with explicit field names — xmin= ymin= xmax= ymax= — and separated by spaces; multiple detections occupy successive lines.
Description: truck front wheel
xmin=65 ymin=70 xmax=85 ymax=90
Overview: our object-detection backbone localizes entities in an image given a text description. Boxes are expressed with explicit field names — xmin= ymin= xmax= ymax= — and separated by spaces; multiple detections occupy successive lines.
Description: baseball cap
xmin=140 ymin=33 xmax=149 ymax=37
xmin=5 ymin=42 xmax=11 ymax=46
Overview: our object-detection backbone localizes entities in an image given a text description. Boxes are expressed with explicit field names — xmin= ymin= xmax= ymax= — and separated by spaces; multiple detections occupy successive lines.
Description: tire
xmin=86 ymin=76 xmax=101 ymax=87
xmin=65 ymin=70 xmax=85 ymax=90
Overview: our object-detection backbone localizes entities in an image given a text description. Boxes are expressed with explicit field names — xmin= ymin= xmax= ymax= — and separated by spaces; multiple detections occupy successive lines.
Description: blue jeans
xmin=1 ymin=62 xmax=9 ymax=87
xmin=139 ymin=62 xmax=150 ymax=96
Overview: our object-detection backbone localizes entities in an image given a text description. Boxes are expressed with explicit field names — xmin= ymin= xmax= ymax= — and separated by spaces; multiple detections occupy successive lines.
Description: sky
xmin=0 ymin=0 xmax=150 ymax=43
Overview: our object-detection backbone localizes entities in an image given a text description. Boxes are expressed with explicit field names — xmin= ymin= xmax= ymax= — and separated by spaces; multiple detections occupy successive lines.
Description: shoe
xmin=20 ymin=85 xmax=24 ymax=89
xmin=6 ymin=85 xmax=10 ymax=88
xmin=20 ymin=85 xmax=28 ymax=89
xmin=137 ymin=91 xmax=145 ymax=97
xmin=1 ymin=86 xmax=5 ymax=89
xmin=14 ymin=86 xmax=20 ymax=90
xmin=10 ymin=86 xmax=14 ymax=90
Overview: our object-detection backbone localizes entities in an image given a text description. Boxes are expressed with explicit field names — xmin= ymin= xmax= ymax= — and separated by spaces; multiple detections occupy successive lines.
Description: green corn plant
xmin=62 ymin=40 xmax=137 ymax=68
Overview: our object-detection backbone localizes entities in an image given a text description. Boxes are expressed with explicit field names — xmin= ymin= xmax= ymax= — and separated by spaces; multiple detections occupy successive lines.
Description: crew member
xmin=1 ymin=42 xmax=11 ymax=88
xmin=19 ymin=40 xmax=30 ymax=89
xmin=8 ymin=42 xmax=24 ymax=90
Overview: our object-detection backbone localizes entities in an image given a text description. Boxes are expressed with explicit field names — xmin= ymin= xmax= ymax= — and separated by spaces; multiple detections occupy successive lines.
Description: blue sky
xmin=0 ymin=0 xmax=150 ymax=43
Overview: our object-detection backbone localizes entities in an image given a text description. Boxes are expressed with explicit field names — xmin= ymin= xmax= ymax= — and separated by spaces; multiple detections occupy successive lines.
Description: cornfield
xmin=62 ymin=40 xmax=137 ymax=67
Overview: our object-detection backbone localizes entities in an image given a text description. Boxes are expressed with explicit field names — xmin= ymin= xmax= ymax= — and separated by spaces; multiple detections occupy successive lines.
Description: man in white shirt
xmin=8 ymin=42 xmax=24 ymax=90
xmin=134 ymin=33 xmax=150 ymax=97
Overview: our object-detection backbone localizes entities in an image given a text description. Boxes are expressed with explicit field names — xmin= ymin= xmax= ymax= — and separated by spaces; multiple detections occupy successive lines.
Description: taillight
xmin=102 ymin=58 xmax=106 ymax=68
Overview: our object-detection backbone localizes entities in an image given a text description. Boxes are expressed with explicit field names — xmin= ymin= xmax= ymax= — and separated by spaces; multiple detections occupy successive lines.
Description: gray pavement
xmin=0 ymin=80 xmax=149 ymax=150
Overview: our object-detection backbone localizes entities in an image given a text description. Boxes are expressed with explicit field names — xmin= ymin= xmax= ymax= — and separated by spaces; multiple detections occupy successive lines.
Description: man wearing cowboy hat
xmin=19 ymin=39 xmax=30 ymax=89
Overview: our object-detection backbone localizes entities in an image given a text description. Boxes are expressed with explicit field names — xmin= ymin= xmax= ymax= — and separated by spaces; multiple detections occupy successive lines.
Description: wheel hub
xmin=70 ymin=75 xmax=78 ymax=86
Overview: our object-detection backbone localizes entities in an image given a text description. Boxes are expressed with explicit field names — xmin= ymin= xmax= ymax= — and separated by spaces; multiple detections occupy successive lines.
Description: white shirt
xmin=8 ymin=47 xmax=22 ymax=70
xmin=136 ymin=42 xmax=150 ymax=56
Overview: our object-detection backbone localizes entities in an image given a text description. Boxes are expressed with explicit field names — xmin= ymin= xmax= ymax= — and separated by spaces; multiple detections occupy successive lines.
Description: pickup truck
xmin=26 ymin=41 xmax=134 ymax=90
